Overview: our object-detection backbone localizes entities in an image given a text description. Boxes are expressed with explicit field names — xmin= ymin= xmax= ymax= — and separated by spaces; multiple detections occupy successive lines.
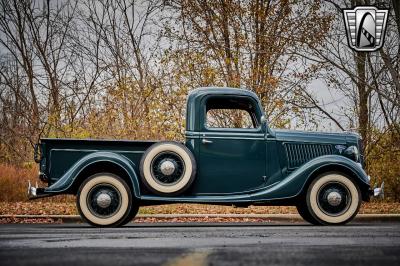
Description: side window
xmin=205 ymin=96 xmax=259 ymax=129
xmin=207 ymin=109 xmax=254 ymax=128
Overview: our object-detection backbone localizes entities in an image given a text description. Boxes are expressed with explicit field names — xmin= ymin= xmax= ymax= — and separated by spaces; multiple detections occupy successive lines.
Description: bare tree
xmin=162 ymin=0 xmax=332 ymax=127
xmin=77 ymin=0 xmax=165 ymax=139
xmin=0 ymin=0 xmax=94 ymax=161
xmin=293 ymin=0 xmax=399 ymax=151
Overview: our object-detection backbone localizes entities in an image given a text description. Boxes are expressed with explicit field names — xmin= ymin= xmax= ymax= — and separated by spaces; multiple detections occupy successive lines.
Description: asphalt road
xmin=1 ymin=222 xmax=400 ymax=266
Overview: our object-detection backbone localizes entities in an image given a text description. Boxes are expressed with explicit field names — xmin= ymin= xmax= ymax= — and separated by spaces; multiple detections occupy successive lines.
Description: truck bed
xmin=40 ymin=138 xmax=158 ymax=185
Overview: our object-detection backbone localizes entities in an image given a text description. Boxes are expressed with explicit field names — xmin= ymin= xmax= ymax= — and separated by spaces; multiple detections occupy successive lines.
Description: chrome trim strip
xmin=187 ymin=131 xmax=264 ymax=136
xmin=186 ymin=135 xmax=201 ymax=139
xmin=185 ymin=131 xmax=265 ymax=140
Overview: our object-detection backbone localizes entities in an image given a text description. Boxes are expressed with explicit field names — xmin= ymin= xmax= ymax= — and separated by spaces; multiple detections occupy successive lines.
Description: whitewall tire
xmin=306 ymin=172 xmax=361 ymax=225
xmin=77 ymin=173 xmax=132 ymax=227
xmin=140 ymin=142 xmax=196 ymax=196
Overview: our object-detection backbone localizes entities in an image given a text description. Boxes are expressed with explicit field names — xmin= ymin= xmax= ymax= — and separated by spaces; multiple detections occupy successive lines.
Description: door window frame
xmin=200 ymin=95 xmax=264 ymax=133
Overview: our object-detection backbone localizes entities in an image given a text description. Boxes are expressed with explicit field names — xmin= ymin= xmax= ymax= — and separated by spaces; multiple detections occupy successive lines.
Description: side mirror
xmin=260 ymin=115 xmax=267 ymax=124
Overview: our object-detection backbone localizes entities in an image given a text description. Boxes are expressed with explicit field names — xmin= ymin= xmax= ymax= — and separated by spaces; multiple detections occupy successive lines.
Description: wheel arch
xmin=44 ymin=152 xmax=141 ymax=198
xmin=70 ymin=161 xmax=137 ymax=196
xmin=300 ymin=163 xmax=370 ymax=201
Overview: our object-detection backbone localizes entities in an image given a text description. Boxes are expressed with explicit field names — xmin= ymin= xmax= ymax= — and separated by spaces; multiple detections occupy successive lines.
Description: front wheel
xmin=296 ymin=202 xmax=320 ymax=225
xmin=304 ymin=172 xmax=361 ymax=225
xmin=77 ymin=173 xmax=133 ymax=227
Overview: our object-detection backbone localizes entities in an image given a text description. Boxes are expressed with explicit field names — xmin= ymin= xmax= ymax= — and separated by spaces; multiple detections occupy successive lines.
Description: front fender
xmin=44 ymin=152 xmax=141 ymax=198
xmin=252 ymin=155 xmax=370 ymax=201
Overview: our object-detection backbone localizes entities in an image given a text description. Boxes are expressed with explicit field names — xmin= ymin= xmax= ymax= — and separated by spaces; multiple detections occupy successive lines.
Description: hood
xmin=273 ymin=129 xmax=360 ymax=146
xmin=272 ymin=129 xmax=363 ymax=170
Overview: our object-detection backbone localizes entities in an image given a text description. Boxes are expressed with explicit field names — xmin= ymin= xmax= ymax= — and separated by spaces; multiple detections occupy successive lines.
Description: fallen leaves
xmin=0 ymin=202 xmax=77 ymax=215
xmin=0 ymin=217 xmax=62 ymax=224
xmin=1 ymin=201 xmax=399 ymax=216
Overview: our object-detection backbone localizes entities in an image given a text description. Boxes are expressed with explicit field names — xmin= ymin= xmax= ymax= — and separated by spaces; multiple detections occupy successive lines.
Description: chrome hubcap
xmin=87 ymin=184 xmax=121 ymax=218
xmin=151 ymin=152 xmax=185 ymax=185
xmin=96 ymin=193 xmax=112 ymax=208
xmin=327 ymin=191 xmax=342 ymax=206
xmin=160 ymin=160 xmax=176 ymax=176
xmin=317 ymin=182 xmax=351 ymax=216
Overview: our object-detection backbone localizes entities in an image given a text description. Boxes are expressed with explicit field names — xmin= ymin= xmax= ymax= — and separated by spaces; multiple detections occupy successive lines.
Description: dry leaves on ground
xmin=1 ymin=201 xmax=399 ymax=216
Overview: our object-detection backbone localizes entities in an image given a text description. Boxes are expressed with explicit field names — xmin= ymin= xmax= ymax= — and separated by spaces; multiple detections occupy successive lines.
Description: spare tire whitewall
xmin=140 ymin=142 xmax=196 ymax=196
xmin=306 ymin=172 xmax=361 ymax=225
xmin=77 ymin=173 xmax=132 ymax=227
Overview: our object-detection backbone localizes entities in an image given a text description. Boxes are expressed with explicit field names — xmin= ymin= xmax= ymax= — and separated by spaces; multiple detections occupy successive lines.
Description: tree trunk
xmin=355 ymin=51 xmax=368 ymax=152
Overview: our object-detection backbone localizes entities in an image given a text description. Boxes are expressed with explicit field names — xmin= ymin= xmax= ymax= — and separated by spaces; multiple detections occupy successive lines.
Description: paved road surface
xmin=1 ymin=222 xmax=399 ymax=266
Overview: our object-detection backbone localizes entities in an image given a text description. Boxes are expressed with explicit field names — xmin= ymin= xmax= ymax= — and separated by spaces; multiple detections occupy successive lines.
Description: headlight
xmin=344 ymin=145 xmax=359 ymax=162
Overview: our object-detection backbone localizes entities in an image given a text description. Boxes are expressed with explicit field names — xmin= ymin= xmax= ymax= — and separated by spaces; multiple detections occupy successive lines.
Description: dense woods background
xmin=0 ymin=0 xmax=399 ymax=201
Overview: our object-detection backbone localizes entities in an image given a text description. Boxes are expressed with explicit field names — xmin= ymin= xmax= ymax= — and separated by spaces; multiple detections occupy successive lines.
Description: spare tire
xmin=139 ymin=141 xmax=196 ymax=196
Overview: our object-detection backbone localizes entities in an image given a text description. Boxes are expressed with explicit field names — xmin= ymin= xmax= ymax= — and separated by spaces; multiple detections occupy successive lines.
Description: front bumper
xmin=369 ymin=182 xmax=384 ymax=199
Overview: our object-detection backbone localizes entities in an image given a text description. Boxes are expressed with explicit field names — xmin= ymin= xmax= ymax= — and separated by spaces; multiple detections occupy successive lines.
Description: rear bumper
xmin=27 ymin=181 xmax=50 ymax=200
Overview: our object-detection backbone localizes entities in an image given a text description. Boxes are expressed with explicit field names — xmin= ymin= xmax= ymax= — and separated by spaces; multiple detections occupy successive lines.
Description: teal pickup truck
xmin=29 ymin=87 xmax=383 ymax=227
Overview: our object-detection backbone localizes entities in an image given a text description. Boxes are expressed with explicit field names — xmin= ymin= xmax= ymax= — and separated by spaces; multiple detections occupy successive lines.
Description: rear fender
xmin=44 ymin=152 xmax=141 ymax=198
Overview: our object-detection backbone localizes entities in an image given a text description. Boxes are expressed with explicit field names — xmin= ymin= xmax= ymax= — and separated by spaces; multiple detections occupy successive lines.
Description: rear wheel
xmin=77 ymin=173 xmax=132 ymax=227
xmin=120 ymin=203 xmax=139 ymax=226
xmin=304 ymin=172 xmax=361 ymax=225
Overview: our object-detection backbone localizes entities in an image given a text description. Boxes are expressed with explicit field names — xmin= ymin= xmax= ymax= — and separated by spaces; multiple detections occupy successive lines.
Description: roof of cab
xmin=188 ymin=87 xmax=258 ymax=99
xmin=185 ymin=87 xmax=261 ymax=132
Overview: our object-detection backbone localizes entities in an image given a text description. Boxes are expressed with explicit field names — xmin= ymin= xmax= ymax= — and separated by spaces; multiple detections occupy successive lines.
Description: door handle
xmin=202 ymin=139 xmax=213 ymax=144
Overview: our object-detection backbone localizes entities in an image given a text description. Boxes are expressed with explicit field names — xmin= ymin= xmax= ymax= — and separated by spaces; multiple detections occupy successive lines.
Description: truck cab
xmin=186 ymin=88 xmax=269 ymax=194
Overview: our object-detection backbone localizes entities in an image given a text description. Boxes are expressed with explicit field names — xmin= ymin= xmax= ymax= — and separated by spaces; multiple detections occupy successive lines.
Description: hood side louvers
xmin=284 ymin=143 xmax=333 ymax=169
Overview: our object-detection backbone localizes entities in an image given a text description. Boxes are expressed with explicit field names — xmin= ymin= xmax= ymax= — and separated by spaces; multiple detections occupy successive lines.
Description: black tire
xmin=120 ymin=203 xmax=139 ymax=226
xmin=296 ymin=202 xmax=321 ymax=225
xmin=305 ymin=172 xmax=362 ymax=225
xmin=76 ymin=173 xmax=133 ymax=227
xmin=140 ymin=141 xmax=196 ymax=196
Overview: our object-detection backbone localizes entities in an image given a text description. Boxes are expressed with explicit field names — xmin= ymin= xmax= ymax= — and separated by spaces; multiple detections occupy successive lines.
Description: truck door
xmin=194 ymin=95 xmax=266 ymax=194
